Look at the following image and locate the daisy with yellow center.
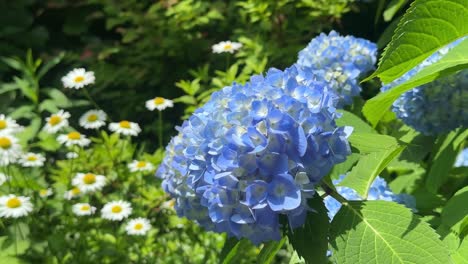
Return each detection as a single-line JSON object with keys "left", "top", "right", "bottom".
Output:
{"left": 61, "top": 68, "right": 95, "bottom": 89}
{"left": 79, "top": 110, "right": 107, "bottom": 129}
{"left": 39, "top": 188, "right": 53, "bottom": 198}
{"left": 212, "top": 41, "right": 243, "bottom": 54}
{"left": 72, "top": 172, "right": 106, "bottom": 193}
{"left": 72, "top": 203, "right": 96, "bottom": 216}
{"left": 43, "top": 110, "right": 71, "bottom": 134}
{"left": 0, "top": 194, "right": 33, "bottom": 218}
{"left": 64, "top": 187, "right": 81, "bottom": 200}
{"left": 128, "top": 160, "right": 155, "bottom": 173}
{"left": 108, "top": 120, "right": 141, "bottom": 136}
{"left": 145, "top": 97, "right": 174, "bottom": 111}
{"left": 19, "top": 152, "right": 46, "bottom": 167}
{"left": 125, "top": 218, "right": 152, "bottom": 235}
{"left": 0, "top": 114, "right": 23, "bottom": 135}
{"left": 101, "top": 200, "right": 132, "bottom": 221}
{"left": 57, "top": 131, "right": 91, "bottom": 147}
{"left": 0, "top": 134, "right": 22, "bottom": 166}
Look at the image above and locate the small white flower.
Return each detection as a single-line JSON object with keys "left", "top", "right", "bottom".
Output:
{"left": 101, "top": 200, "right": 132, "bottom": 221}
{"left": 160, "top": 199, "right": 176, "bottom": 211}
{"left": 0, "top": 134, "right": 22, "bottom": 166}
{"left": 212, "top": 41, "right": 242, "bottom": 54}
{"left": 72, "top": 173, "right": 106, "bottom": 193}
{"left": 0, "top": 114, "right": 23, "bottom": 135}
{"left": 0, "top": 173, "right": 10, "bottom": 186}
{"left": 0, "top": 194, "right": 33, "bottom": 218}
{"left": 128, "top": 160, "right": 155, "bottom": 173}
{"left": 61, "top": 68, "right": 95, "bottom": 89}
{"left": 72, "top": 203, "right": 96, "bottom": 216}
{"left": 19, "top": 152, "right": 46, "bottom": 167}
{"left": 66, "top": 152, "right": 79, "bottom": 159}
{"left": 145, "top": 97, "right": 174, "bottom": 111}
{"left": 64, "top": 187, "right": 81, "bottom": 200}
{"left": 44, "top": 110, "right": 71, "bottom": 134}
{"left": 57, "top": 131, "right": 91, "bottom": 147}
{"left": 125, "top": 218, "right": 151, "bottom": 235}
{"left": 79, "top": 110, "right": 107, "bottom": 129}
{"left": 39, "top": 188, "right": 53, "bottom": 198}
{"left": 109, "top": 120, "right": 141, "bottom": 137}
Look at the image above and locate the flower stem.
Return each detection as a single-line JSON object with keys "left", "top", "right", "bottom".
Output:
{"left": 158, "top": 111, "right": 163, "bottom": 149}
{"left": 320, "top": 181, "right": 348, "bottom": 205}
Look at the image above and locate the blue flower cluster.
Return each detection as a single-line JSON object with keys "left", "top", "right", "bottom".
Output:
{"left": 297, "top": 31, "right": 377, "bottom": 107}
{"left": 324, "top": 175, "right": 416, "bottom": 220}
{"left": 157, "top": 65, "right": 352, "bottom": 244}
{"left": 381, "top": 38, "right": 468, "bottom": 135}
{"left": 455, "top": 148, "right": 468, "bottom": 167}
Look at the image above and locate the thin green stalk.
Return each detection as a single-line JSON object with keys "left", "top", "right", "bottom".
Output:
{"left": 158, "top": 111, "right": 163, "bottom": 149}
{"left": 82, "top": 87, "right": 101, "bottom": 112}
{"left": 14, "top": 221, "right": 18, "bottom": 256}
{"left": 320, "top": 181, "right": 349, "bottom": 205}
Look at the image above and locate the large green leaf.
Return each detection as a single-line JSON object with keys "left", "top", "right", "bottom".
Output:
{"left": 330, "top": 201, "right": 451, "bottom": 263}
{"left": 383, "top": 0, "right": 409, "bottom": 22}
{"left": 426, "top": 129, "right": 468, "bottom": 193}
{"left": 363, "top": 38, "right": 468, "bottom": 127}
{"left": 440, "top": 186, "right": 468, "bottom": 238}
{"left": 288, "top": 195, "right": 329, "bottom": 264}
{"left": 336, "top": 110, "right": 376, "bottom": 134}
{"left": 369, "top": 0, "right": 468, "bottom": 83}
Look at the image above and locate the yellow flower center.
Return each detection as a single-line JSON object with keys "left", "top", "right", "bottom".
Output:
{"left": 71, "top": 187, "right": 81, "bottom": 195}
{"left": 119, "top": 121, "right": 131, "bottom": 129}
{"left": 83, "top": 173, "right": 96, "bottom": 184}
{"left": 81, "top": 205, "right": 90, "bottom": 211}
{"left": 0, "top": 120, "right": 7, "bottom": 129}
{"left": 136, "top": 161, "right": 147, "bottom": 168}
{"left": 87, "top": 114, "right": 98, "bottom": 122}
{"left": 39, "top": 189, "right": 48, "bottom": 196}
{"left": 6, "top": 197, "right": 21, "bottom": 208}
{"left": 74, "top": 76, "right": 85, "bottom": 83}
{"left": 134, "top": 223, "right": 144, "bottom": 230}
{"left": 49, "top": 115, "right": 62, "bottom": 126}
{"left": 223, "top": 44, "right": 232, "bottom": 50}
{"left": 0, "top": 137, "right": 12, "bottom": 149}
{"left": 111, "top": 205, "right": 122, "bottom": 213}
{"left": 27, "top": 155, "right": 38, "bottom": 161}
{"left": 67, "top": 132, "right": 81, "bottom": 140}
{"left": 153, "top": 97, "right": 165, "bottom": 105}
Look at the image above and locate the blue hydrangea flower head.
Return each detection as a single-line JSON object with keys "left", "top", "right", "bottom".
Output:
{"left": 381, "top": 38, "right": 468, "bottom": 135}
{"left": 455, "top": 148, "right": 468, "bottom": 167}
{"left": 157, "top": 65, "right": 352, "bottom": 244}
{"left": 324, "top": 175, "right": 416, "bottom": 220}
{"left": 297, "top": 31, "right": 377, "bottom": 106}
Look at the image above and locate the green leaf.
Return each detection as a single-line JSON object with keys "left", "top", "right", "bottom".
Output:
{"left": 336, "top": 110, "right": 376, "bottom": 134}
{"left": 426, "top": 129, "right": 468, "bottom": 193}
{"left": 330, "top": 201, "right": 451, "bottom": 263}
{"left": 440, "top": 186, "right": 468, "bottom": 238}
{"left": 47, "top": 89, "right": 71, "bottom": 107}
{"left": 383, "top": 0, "right": 409, "bottom": 22}
{"left": 329, "top": 153, "right": 360, "bottom": 180}
{"left": 368, "top": 0, "right": 468, "bottom": 83}
{"left": 451, "top": 237, "right": 468, "bottom": 264}
{"left": 257, "top": 236, "right": 286, "bottom": 264}
{"left": 173, "top": 95, "right": 197, "bottom": 105}
{"left": 363, "top": 38, "right": 468, "bottom": 127}
{"left": 349, "top": 133, "right": 401, "bottom": 154}
{"left": 221, "top": 238, "right": 252, "bottom": 264}
{"left": 288, "top": 195, "right": 329, "bottom": 264}
{"left": 37, "top": 52, "right": 64, "bottom": 80}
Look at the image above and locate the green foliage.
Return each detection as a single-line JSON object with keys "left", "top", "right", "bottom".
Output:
{"left": 330, "top": 201, "right": 451, "bottom": 264}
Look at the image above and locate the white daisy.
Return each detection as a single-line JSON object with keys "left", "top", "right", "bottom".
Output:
{"left": 101, "top": 200, "right": 132, "bottom": 221}
{"left": 0, "top": 134, "right": 22, "bottom": 166}
{"left": 108, "top": 120, "right": 141, "bottom": 137}
{"left": 0, "top": 173, "right": 10, "bottom": 186}
{"left": 128, "top": 160, "right": 155, "bottom": 173}
{"left": 72, "top": 173, "right": 106, "bottom": 193}
{"left": 39, "top": 188, "right": 53, "bottom": 198}
{"left": 145, "top": 97, "right": 174, "bottom": 111}
{"left": 44, "top": 110, "right": 71, "bottom": 134}
{"left": 61, "top": 68, "right": 95, "bottom": 89}
{"left": 72, "top": 203, "right": 96, "bottom": 216}
{"left": 19, "top": 152, "right": 46, "bottom": 167}
{"left": 0, "top": 194, "right": 33, "bottom": 218}
{"left": 0, "top": 114, "right": 23, "bottom": 135}
{"left": 64, "top": 187, "right": 81, "bottom": 200}
{"left": 79, "top": 110, "right": 107, "bottom": 129}
{"left": 125, "top": 218, "right": 151, "bottom": 235}
{"left": 160, "top": 199, "right": 176, "bottom": 211}
{"left": 57, "top": 131, "right": 91, "bottom": 147}
{"left": 212, "top": 41, "right": 243, "bottom": 54}
{"left": 66, "top": 152, "right": 79, "bottom": 159}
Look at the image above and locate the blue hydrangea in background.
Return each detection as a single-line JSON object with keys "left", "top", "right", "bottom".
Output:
{"left": 381, "top": 38, "right": 468, "bottom": 135}
{"left": 157, "top": 65, "right": 352, "bottom": 244}
{"left": 297, "top": 31, "right": 377, "bottom": 107}
{"left": 324, "top": 175, "right": 416, "bottom": 220}
{"left": 455, "top": 148, "right": 468, "bottom": 167}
